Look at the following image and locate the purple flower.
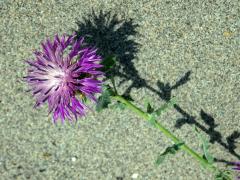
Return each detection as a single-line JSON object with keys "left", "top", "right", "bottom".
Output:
{"left": 24, "top": 33, "right": 104, "bottom": 123}
{"left": 233, "top": 162, "right": 240, "bottom": 171}
{"left": 232, "top": 162, "right": 240, "bottom": 179}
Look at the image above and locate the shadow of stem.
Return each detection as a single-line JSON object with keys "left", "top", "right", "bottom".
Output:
{"left": 73, "top": 9, "right": 240, "bottom": 163}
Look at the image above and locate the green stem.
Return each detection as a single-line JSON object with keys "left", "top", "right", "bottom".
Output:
{"left": 110, "top": 76, "right": 118, "bottom": 94}
{"left": 112, "top": 95, "right": 218, "bottom": 172}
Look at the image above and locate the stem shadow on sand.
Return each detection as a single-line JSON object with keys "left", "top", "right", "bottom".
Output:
{"left": 73, "top": 9, "right": 240, "bottom": 163}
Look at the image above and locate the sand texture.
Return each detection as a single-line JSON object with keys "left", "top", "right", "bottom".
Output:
{"left": 0, "top": 0, "right": 239, "bottom": 179}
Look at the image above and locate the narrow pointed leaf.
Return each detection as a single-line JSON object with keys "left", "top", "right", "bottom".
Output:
{"left": 147, "top": 103, "right": 154, "bottom": 113}
{"left": 101, "top": 55, "right": 116, "bottom": 72}
{"left": 96, "top": 85, "right": 114, "bottom": 112}
{"left": 155, "top": 142, "right": 184, "bottom": 166}
{"left": 194, "top": 127, "right": 214, "bottom": 164}
{"left": 155, "top": 154, "right": 167, "bottom": 165}
{"left": 111, "top": 101, "right": 126, "bottom": 110}
{"left": 155, "top": 98, "right": 176, "bottom": 116}
{"left": 215, "top": 170, "right": 233, "bottom": 180}
{"left": 148, "top": 114, "right": 157, "bottom": 128}
{"left": 144, "top": 99, "right": 154, "bottom": 113}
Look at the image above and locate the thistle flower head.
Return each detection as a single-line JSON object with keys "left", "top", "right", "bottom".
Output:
{"left": 24, "top": 33, "right": 104, "bottom": 123}
{"left": 233, "top": 162, "right": 240, "bottom": 171}
{"left": 231, "top": 162, "right": 240, "bottom": 179}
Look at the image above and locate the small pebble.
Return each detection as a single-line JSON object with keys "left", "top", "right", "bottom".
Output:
{"left": 131, "top": 173, "right": 138, "bottom": 179}
{"left": 71, "top": 156, "right": 77, "bottom": 162}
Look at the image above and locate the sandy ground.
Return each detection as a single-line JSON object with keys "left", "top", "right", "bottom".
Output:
{"left": 0, "top": 0, "right": 239, "bottom": 179}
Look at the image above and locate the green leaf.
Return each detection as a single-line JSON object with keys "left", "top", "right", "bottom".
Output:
{"left": 111, "top": 101, "right": 126, "bottom": 110}
{"left": 194, "top": 127, "right": 214, "bottom": 164}
{"left": 96, "top": 85, "right": 114, "bottom": 112}
{"left": 101, "top": 55, "right": 116, "bottom": 72}
{"left": 155, "top": 154, "right": 166, "bottom": 165}
{"left": 144, "top": 99, "right": 154, "bottom": 113}
{"left": 155, "top": 142, "right": 184, "bottom": 166}
{"left": 155, "top": 98, "right": 176, "bottom": 116}
{"left": 215, "top": 170, "right": 233, "bottom": 180}
{"left": 147, "top": 103, "right": 154, "bottom": 113}
{"left": 148, "top": 114, "right": 157, "bottom": 128}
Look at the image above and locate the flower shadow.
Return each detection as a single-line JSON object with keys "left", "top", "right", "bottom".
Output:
{"left": 74, "top": 9, "right": 141, "bottom": 91}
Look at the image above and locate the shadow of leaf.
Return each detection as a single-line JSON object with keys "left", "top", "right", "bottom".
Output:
{"left": 200, "top": 110, "right": 222, "bottom": 143}
{"left": 73, "top": 9, "right": 240, "bottom": 162}
{"left": 226, "top": 131, "right": 240, "bottom": 153}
